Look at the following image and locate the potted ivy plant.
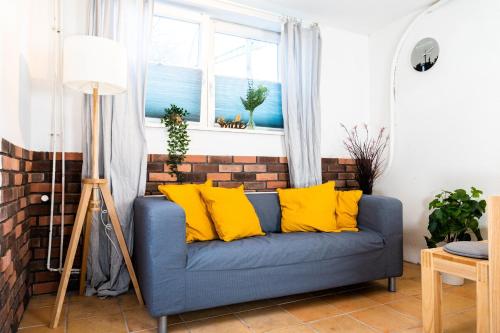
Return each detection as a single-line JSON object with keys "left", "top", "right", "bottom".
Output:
{"left": 425, "top": 187, "right": 486, "bottom": 285}
{"left": 161, "top": 104, "right": 190, "bottom": 182}
{"left": 240, "top": 80, "right": 268, "bottom": 130}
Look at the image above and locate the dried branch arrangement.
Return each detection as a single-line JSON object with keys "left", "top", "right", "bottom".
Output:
{"left": 341, "top": 123, "right": 389, "bottom": 194}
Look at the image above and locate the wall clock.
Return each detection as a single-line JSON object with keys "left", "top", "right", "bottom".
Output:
{"left": 411, "top": 38, "right": 439, "bottom": 72}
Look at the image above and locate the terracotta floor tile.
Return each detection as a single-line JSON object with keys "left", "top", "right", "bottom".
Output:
{"left": 186, "top": 314, "right": 251, "bottom": 333}
{"left": 444, "top": 282, "right": 476, "bottom": 300}
{"left": 442, "top": 293, "right": 475, "bottom": 315}
{"left": 67, "top": 312, "right": 127, "bottom": 333}
{"left": 19, "top": 305, "right": 65, "bottom": 328}
{"left": 18, "top": 325, "right": 64, "bottom": 333}
{"left": 351, "top": 305, "right": 420, "bottom": 332}
{"left": 117, "top": 292, "right": 143, "bottom": 310}
{"left": 267, "top": 324, "right": 317, "bottom": 332}
{"left": 386, "top": 296, "right": 423, "bottom": 321}
{"left": 124, "top": 307, "right": 157, "bottom": 332}
{"left": 322, "top": 291, "right": 380, "bottom": 313}
{"left": 238, "top": 306, "right": 300, "bottom": 333}
{"left": 311, "top": 314, "right": 376, "bottom": 333}
{"left": 139, "top": 323, "right": 190, "bottom": 332}
{"left": 180, "top": 305, "right": 232, "bottom": 322}
{"left": 281, "top": 298, "right": 342, "bottom": 322}
{"left": 68, "top": 296, "right": 121, "bottom": 320}
{"left": 26, "top": 294, "right": 65, "bottom": 309}
{"left": 444, "top": 310, "right": 476, "bottom": 333}
{"left": 360, "top": 285, "right": 409, "bottom": 304}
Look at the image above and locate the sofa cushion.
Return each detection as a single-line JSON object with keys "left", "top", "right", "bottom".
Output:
{"left": 186, "top": 230, "right": 385, "bottom": 271}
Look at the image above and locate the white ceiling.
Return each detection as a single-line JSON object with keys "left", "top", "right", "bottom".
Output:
{"left": 230, "top": 0, "right": 436, "bottom": 34}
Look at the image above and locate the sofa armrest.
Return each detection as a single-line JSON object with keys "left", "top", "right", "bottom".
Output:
{"left": 134, "top": 196, "right": 187, "bottom": 270}
{"left": 357, "top": 195, "right": 403, "bottom": 237}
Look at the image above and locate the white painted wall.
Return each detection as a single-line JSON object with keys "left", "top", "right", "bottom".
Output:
{"left": 370, "top": 0, "right": 500, "bottom": 263}
{"left": 6, "top": 0, "right": 370, "bottom": 157}
{"left": 0, "top": 0, "right": 32, "bottom": 148}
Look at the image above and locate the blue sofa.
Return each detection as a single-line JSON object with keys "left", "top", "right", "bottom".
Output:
{"left": 134, "top": 193, "right": 403, "bottom": 333}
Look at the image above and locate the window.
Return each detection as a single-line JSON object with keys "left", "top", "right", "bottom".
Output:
{"left": 213, "top": 22, "right": 283, "bottom": 129}
{"left": 145, "top": 4, "right": 283, "bottom": 131}
{"left": 146, "top": 14, "right": 203, "bottom": 122}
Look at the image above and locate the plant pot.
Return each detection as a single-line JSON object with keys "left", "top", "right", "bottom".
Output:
{"left": 441, "top": 272, "right": 464, "bottom": 286}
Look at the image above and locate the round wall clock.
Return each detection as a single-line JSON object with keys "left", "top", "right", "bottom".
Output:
{"left": 411, "top": 38, "right": 439, "bottom": 72}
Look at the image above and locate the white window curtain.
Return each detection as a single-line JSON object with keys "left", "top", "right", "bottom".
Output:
{"left": 82, "top": 0, "right": 152, "bottom": 296}
{"left": 280, "top": 19, "right": 322, "bottom": 188}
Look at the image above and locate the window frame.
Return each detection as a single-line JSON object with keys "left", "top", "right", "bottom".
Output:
{"left": 146, "top": 3, "right": 283, "bottom": 133}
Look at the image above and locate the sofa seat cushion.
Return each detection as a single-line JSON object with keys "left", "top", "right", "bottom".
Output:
{"left": 186, "top": 230, "right": 384, "bottom": 271}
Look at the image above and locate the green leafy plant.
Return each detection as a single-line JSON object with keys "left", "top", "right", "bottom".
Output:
{"left": 161, "top": 104, "right": 190, "bottom": 182}
{"left": 240, "top": 80, "right": 268, "bottom": 129}
{"left": 425, "top": 187, "right": 485, "bottom": 248}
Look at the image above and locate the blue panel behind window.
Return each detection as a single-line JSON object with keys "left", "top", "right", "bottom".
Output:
{"left": 215, "top": 76, "right": 283, "bottom": 129}
{"left": 145, "top": 63, "right": 201, "bottom": 122}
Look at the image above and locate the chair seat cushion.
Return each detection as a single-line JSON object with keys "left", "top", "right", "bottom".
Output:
{"left": 186, "top": 230, "right": 385, "bottom": 271}
{"left": 443, "top": 241, "right": 488, "bottom": 259}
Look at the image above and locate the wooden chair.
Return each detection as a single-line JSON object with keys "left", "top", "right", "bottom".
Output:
{"left": 421, "top": 196, "right": 500, "bottom": 333}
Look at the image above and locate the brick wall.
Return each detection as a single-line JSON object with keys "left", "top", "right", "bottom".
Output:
{"left": 146, "top": 155, "right": 358, "bottom": 194}
{"left": 0, "top": 140, "right": 32, "bottom": 333}
{"left": 0, "top": 137, "right": 358, "bottom": 332}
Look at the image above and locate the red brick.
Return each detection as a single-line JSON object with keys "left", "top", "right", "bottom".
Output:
{"left": 279, "top": 157, "right": 288, "bottom": 163}
{"left": 278, "top": 173, "right": 289, "bottom": 181}
{"left": 1, "top": 218, "right": 14, "bottom": 235}
{"left": 217, "top": 182, "right": 242, "bottom": 188}
{"left": 184, "top": 155, "right": 207, "bottom": 163}
{"left": 30, "top": 183, "right": 61, "bottom": 193}
{"left": 149, "top": 173, "right": 177, "bottom": 182}
{"left": 32, "top": 281, "right": 59, "bottom": 295}
{"left": 207, "top": 173, "right": 231, "bottom": 181}
{"left": 233, "top": 156, "right": 257, "bottom": 163}
{"left": 208, "top": 156, "right": 232, "bottom": 164}
{"left": 0, "top": 250, "right": 11, "bottom": 272}
{"left": 339, "top": 158, "right": 356, "bottom": 165}
{"left": 192, "top": 164, "right": 218, "bottom": 173}
{"left": 244, "top": 182, "right": 266, "bottom": 190}
{"left": 256, "top": 173, "right": 278, "bottom": 181}
{"left": 267, "top": 181, "right": 288, "bottom": 189}
{"left": 243, "top": 164, "right": 266, "bottom": 172}
{"left": 219, "top": 164, "right": 242, "bottom": 172}
{"left": 177, "top": 164, "right": 192, "bottom": 172}
{"left": 1, "top": 156, "right": 20, "bottom": 171}
{"left": 338, "top": 173, "right": 356, "bottom": 180}
{"left": 267, "top": 164, "right": 288, "bottom": 172}
{"left": 25, "top": 161, "right": 32, "bottom": 172}
{"left": 257, "top": 156, "right": 279, "bottom": 163}
{"left": 15, "top": 224, "right": 23, "bottom": 238}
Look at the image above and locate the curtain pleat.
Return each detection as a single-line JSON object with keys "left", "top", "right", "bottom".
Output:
{"left": 280, "top": 19, "right": 322, "bottom": 188}
{"left": 82, "top": 0, "right": 152, "bottom": 296}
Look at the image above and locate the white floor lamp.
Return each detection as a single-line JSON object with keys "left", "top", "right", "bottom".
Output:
{"left": 50, "top": 35, "right": 143, "bottom": 328}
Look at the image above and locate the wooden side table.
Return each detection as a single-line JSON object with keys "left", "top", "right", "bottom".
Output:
{"left": 421, "top": 246, "right": 489, "bottom": 333}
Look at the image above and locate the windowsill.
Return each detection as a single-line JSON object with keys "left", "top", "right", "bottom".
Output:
{"left": 145, "top": 118, "right": 285, "bottom": 136}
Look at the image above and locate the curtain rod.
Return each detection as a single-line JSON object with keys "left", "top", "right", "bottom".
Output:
{"left": 164, "top": 0, "right": 318, "bottom": 27}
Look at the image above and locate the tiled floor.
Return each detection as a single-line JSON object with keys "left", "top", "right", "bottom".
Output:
{"left": 20, "top": 262, "right": 477, "bottom": 333}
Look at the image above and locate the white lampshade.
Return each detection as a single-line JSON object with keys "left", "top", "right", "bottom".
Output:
{"left": 63, "top": 35, "right": 127, "bottom": 95}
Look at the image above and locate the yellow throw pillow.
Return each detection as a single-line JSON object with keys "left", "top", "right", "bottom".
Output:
{"left": 277, "top": 181, "right": 338, "bottom": 233}
{"left": 158, "top": 180, "right": 218, "bottom": 243}
{"left": 199, "top": 186, "right": 265, "bottom": 242}
{"left": 335, "top": 190, "right": 363, "bottom": 231}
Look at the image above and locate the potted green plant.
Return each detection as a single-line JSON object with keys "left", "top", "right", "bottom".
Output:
{"left": 161, "top": 104, "right": 190, "bottom": 182}
{"left": 240, "top": 80, "right": 268, "bottom": 130}
{"left": 425, "top": 187, "right": 486, "bottom": 285}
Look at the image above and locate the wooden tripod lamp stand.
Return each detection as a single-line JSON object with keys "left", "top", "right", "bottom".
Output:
{"left": 50, "top": 35, "right": 143, "bottom": 328}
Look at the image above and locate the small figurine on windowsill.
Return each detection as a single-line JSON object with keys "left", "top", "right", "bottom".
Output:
{"left": 216, "top": 114, "right": 247, "bottom": 129}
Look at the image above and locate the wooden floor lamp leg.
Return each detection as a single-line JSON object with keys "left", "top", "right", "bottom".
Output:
{"left": 421, "top": 250, "right": 442, "bottom": 333}
{"left": 50, "top": 183, "right": 93, "bottom": 328}
{"left": 99, "top": 183, "right": 144, "bottom": 306}
{"left": 476, "top": 261, "right": 489, "bottom": 333}
{"left": 79, "top": 210, "right": 93, "bottom": 295}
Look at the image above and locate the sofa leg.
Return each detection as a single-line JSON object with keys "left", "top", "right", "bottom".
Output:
{"left": 158, "top": 316, "right": 167, "bottom": 333}
{"left": 388, "top": 277, "right": 397, "bottom": 292}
